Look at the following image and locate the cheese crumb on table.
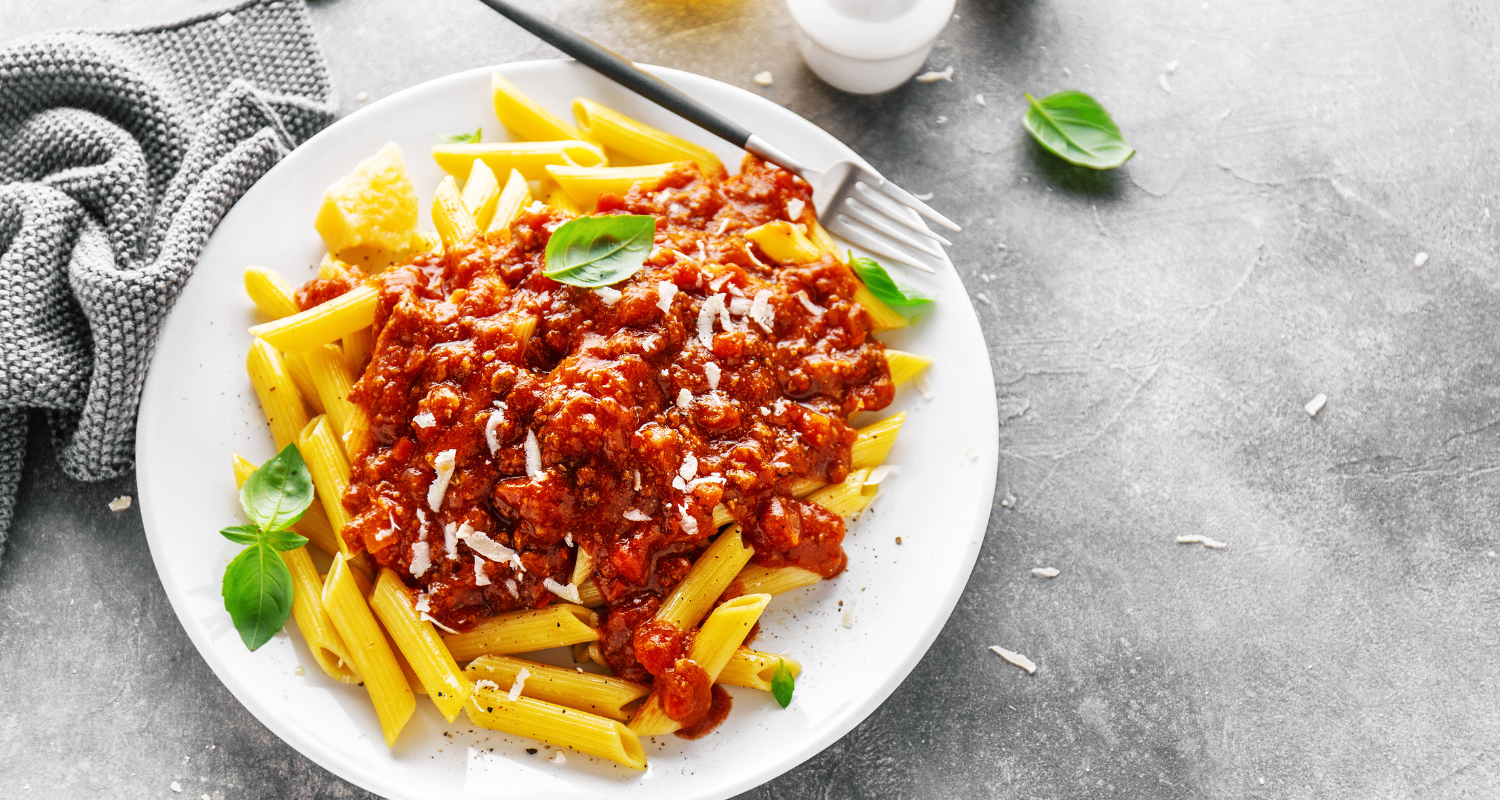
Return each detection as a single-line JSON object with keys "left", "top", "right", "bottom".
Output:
{"left": 1158, "top": 74, "right": 1173, "bottom": 93}
{"left": 1201, "top": 537, "right": 1228, "bottom": 549}
{"left": 753, "top": 71, "right": 773, "bottom": 87}
{"left": 974, "top": 94, "right": 986, "bottom": 107}
{"left": 108, "top": 496, "right": 132, "bottom": 512}
{"left": 989, "top": 645, "right": 1037, "bottom": 674}
{"left": 915, "top": 66, "right": 955, "bottom": 83}
{"left": 1304, "top": 393, "right": 1327, "bottom": 417}
{"left": 842, "top": 610, "right": 853, "bottom": 628}
{"left": 356, "top": 91, "right": 368, "bottom": 103}
{"left": 1166, "top": 59, "right": 1180, "bottom": 74}
{"left": 1031, "top": 567, "right": 1060, "bottom": 578}
{"left": 551, "top": 750, "right": 567, "bottom": 764}
{"left": 1176, "top": 535, "right": 1204, "bottom": 544}
{"left": 1414, "top": 252, "right": 1429, "bottom": 268}
{"left": 170, "top": 782, "right": 182, "bottom": 794}
{"left": 913, "top": 191, "right": 935, "bottom": 202}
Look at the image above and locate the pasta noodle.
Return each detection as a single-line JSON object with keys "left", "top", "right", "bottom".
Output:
{"left": 629, "top": 594, "right": 771, "bottom": 735}
{"left": 431, "top": 141, "right": 607, "bottom": 182}
{"left": 369, "top": 568, "right": 471, "bottom": 722}
{"left": 545, "top": 163, "right": 674, "bottom": 208}
{"left": 248, "top": 282, "right": 379, "bottom": 354}
{"left": 653, "top": 526, "right": 754, "bottom": 632}
{"left": 491, "top": 73, "right": 596, "bottom": 145}
{"left": 883, "top": 350, "right": 931, "bottom": 387}
{"left": 460, "top": 158, "right": 502, "bottom": 229}
{"left": 433, "top": 175, "right": 479, "bottom": 252}
{"left": 466, "top": 687, "right": 646, "bottom": 770}
{"left": 571, "top": 98, "right": 725, "bottom": 176}
{"left": 718, "top": 648, "right": 802, "bottom": 692}
{"left": 465, "top": 655, "right": 649, "bottom": 721}
{"left": 245, "top": 339, "right": 308, "bottom": 451}
{"left": 485, "top": 168, "right": 531, "bottom": 242}
{"left": 442, "top": 604, "right": 600, "bottom": 662}
{"left": 322, "top": 553, "right": 415, "bottom": 746}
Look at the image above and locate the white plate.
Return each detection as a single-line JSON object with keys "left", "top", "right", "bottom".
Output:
{"left": 136, "top": 60, "right": 998, "bottom": 800}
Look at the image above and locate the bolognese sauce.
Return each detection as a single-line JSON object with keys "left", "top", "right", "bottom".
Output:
{"left": 321, "top": 157, "right": 893, "bottom": 734}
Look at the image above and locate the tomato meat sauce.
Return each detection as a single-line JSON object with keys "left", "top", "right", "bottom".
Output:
{"left": 317, "top": 157, "right": 893, "bottom": 734}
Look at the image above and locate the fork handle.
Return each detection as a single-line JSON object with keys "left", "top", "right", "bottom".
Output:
{"left": 477, "top": 0, "right": 797, "bottom": 168}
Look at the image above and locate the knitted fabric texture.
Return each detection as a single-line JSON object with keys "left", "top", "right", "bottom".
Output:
{"left": 0, "top": 0, "right": 337, "bottom": 561}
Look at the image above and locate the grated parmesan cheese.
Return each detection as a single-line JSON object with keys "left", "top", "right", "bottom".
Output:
{"left": 1201, "top": 537, "right": 1227, "bottom": 549}
{"left": 915, "top": 66, "right": 954, "bottom": 83}
{"left": 974, "top": 94, "right": 986, "bottom": 107}
{"left": 421, "top": 611, "right": 461, "bottom": 634}
{"left": 474, "top": 679, "right": 499, "bottom": 692}
{"left": 705, "top": 361, "right": 721, "bottom": 391}
{"left": 753, "top": 71, "right": 773, "bottom": 86}
{"left": 565, "top": 532, "right": 573, "bottom": 548}
{"left": 462, "top": 526, "right": 520, "bottom": 566}
{"left": 1414, "top": 252, "right": 1429, "bottom": 268}
{"left": 976, "top": 293, "right": 992, "bottom": 305}
{"left": 914, "top": 192, "right": 935, "bottom": 202}
{"left": 914, "top": 373, "right": 936, "bottom": 400}
{"left": 1304, "top": 393, "right": 1327, "bottom": 417}
{"left": 749, "top": 289, "right": 775, "bottom": 332}
{"left": 786, "top": 198, "right": 805, "bottom": 221}
{"left": 594, "top": 286, "right": 622, "bottom": 305}
{"left": 551, "top": 750, "right": 567, "bottom": 764}
{"left": 796, "top": 291, "right": 825, "bottom": 315}
{"left": 444, "top": 522, "right": 459, "bottom": 559}
{"left": 715, "top": 219, "right": 731, "bottom": 236}
{"left": 728, "top": 296, "right": 752, "bottom": 316}
{"left": 505, "top": 579, "right": 520, "bottom": 599}
{"left": 509, "top": 667, "right": 530, "bottom": 700}
{"left": 1166, "top": 59, "right": 1180, "bottom": 74}
{"left": 672, "top": 476, "right": 689, "bottom": 492}
{"left": 544, "top": 577, "right": 582, "bottom": 604}
{"left": 413, "top": 411, "right": 436, "bottom": 429}
{"left": 524, "top": 430, "right": 543, "bottom": 477}
{"left": 677, "top": 388, "right": 693, "bottom": 409}
{"left": 1031, "top": 567, "right": 1060, "bottom": 578}
{"left": 474, "top": 555, "right": 492, "bottom": 586}
{"left": 657, "top": 281, "right": 678, "bottom": 313}
{"left": 865, "top": 465, "right": 900, "bottom": 486}
{"left": 634, "top": 470, "right": 642, "bottom": 491}
{"left": 989, "top": 645, "right": 1037, "bottom": 674}
{"left": 414, "top": 593, "right": 431, "bottom": 613}
{"left": 709, "top": 273, "right": 732, "bottom": 291}
{"left": 428, "top": 449, "right": 457, "bottom": 511}
{"left": 697, "top": 294, "right": 727, "bottom": 347}
{"left": 842, "top": 610, "right": 853, "bottom": 628}
{"left": 170, "top": 781, "right": 182, "bottom": 794}
{"left": 485, "top": 404, "right": 506, "bottom": 454}
{"left": 680, "top": 453, "right": 698, "bottom": 481}
{"left": 680, "top": 503, "right": 699, "bottom": 537}
{"left": 410, "top": 541, "right": 431, "bottom": 578}
{"left": 1176, "top": 535, "right": 1204, "bottom": 544}
{"left": 1158, "top": 74, "right": 1172, "bottom": 93}
{"left": 624, "top": 508, "right": 651, "bottom": 522}
{"left": 108, "top": 496, "right": 132, "bottom": 512}
{"left": 743, "top": 242, "right": 766, "bottom": 268}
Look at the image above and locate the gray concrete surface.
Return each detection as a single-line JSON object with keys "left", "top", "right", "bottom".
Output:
{"left": 4, "top": 0, "right": 1500, "bottom": 797}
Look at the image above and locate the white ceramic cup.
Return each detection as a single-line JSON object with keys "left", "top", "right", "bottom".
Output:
{"left": 786, "top": 0, "right": 956, "bottom": 95}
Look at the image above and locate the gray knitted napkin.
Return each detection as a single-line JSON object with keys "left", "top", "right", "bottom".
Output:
{"left": 0, "top": 0, "right": 338, "bottom": 562}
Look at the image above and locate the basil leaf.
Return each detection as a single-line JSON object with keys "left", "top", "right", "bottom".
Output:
{"left": 220, "top": 524, "right": 262, "bottom": 546}
{"left": 262, "top": 528, "right": 311, "bottom": 553}
{"left": 771, "top": 658, "right": 795, "bottom": 708}
{"left": 543, "top": 215, "right": 656, "bottom": 288}
{"left": 439, "top": 127, "right": 481, "bottom": 144}
{"left": 850, "top": 255, "right": 934, "bottom": 317}
{"left": 1022, "top": 91, "right": 1134, "bottom": 170}
{"left": 222, "top": 542, "right": 294, "bottom": 651}
{"left": 240, "top": 443, "right": 314, "bottom": 533}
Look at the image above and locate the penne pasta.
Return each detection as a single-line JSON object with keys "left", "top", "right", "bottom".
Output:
{"left": 630, "top": 594, "right": 771, "bottom": 735}
{"left": 718, "top": 648, "right": 802, "bottom": 692}
{"left": 884, "top": 349, "right": 931, "bottom": 388}
{"left": 248, "top": 282, "right": 379, "bottom": 354}
{"left": 243, "top": 265, "right": 301, "bottom": 319}
{"left": 246, "top": 339, "right": 309, "bottom": 451}
{"left": 443, "top": 604, "right": 600, "bottom": 662}
{"left": 570, "top": 547, "right": 594, "bottom": 587}
{"left": 805, "top": 468, "right": 877, "bottom": 519}
{"left": 369, "top": 568, "right": 472, "bottom": 722}
{"left": 322, "top": 553, "right": 416, "bottom": 746}
{"left": 302, "top": 343, "right": 358, "bottom": 440}
{"left": 546, "top": 163, "right": 674, "bottom": 208}
{"left": 466, "top": 686, "right": 646, "bottom": 771}
{"left": 576, "top": 577, "right": 604, "bottom": 608}
{"left": 853, "top": 282, "right": 909, "bottom": 332}
{"left": 851, "top": 411, "right": 905, "bottom": 468}
{"left": 433, "top": 175, "right": 479, "bottom": 253}
{"left": 297, "top": 415, "right": 353, "bottom": 557}
{"left": 732, "top": 564, "right": 822, "bottom": 598}
{"left": 460, "top": 158, "right": 501, "bottom": 229}
{"left": 342, "top": 325, "right": 373, "bottom": 377}
{"left": 431, "top": 141, "right": 606, "bottom": 182}
{"left": 653, "top": 527, "right": 754, "bottom": 633}
{"left": 465, "top": 655, "right": 649, "bottom": 721}
{"left": 747, "top": 220, "right": 907, "bottom": 332}
{"left": 485, "top": 168, "right": 531, "bottom": 243}
{"left": 231, "top": 456, "right": 360, "bottom": 684}
{"left": 282, "top": 352, "right": 326, "bottom": 415}
{"left": 491, "top": 73, "right": 596, "bottom": 144}
{"left": 571, "top": 98, "right": 725, "bottom": 176}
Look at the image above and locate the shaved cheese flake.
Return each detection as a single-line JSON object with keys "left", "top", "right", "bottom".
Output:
{"left": 842, "top": 610, "right": 853, "bottom": 628}
{"left": 677, "top": 388, "right": 692, "bottom": 409}
{"left": 1304, "top": 393, "right": 1327, "bottom": 417}
{"left": 565, "top": 532, "right": 573, "bottom": 548}
{"left": 915, "top": 66, "right": 954, "bottom": 82}
{"left": 989, "top": 645, "right": 1037, "bottom": 674}
{"left": 786, "top": 198, "right": 805, "bottom": 221}
{"left": 624, "top": 508, "right": 652, "bottom": 522}
{"left": 743, "top": 242, "right": 766, "bottom": 269}
{"left": 414, "top": 593, "right": 431, "bottom": 613}
{"left": 709, "top": 273, "right": 732, "bottom": 291}
{"left": 443, "top": 522, "right": 459, "bottom": 559}
{"left": 594, "top": 286, "right": 622, "bottom": 305}
{"left": 544, "top": 577, "right": 582, "bottom": 604}
{"left": 428, "top": 449, "right": 456, "bottom": 511}
{"left": 505, "top": 578, "right": 520, "bottom": 599}
{"left": 421, "top": 611, "right": 461, "bottom": 634}
{"left": 1031, "top": 567, "right": 1060, "bottom": 578}
{"left": 728, "top": 296, "right": 752, "bottom": 316}
{"left": 705, "top": 361, "right": 721, "bottom": 391}
{"left": 715, "top": 219, "right": 731, "bottom": 236}
{"left": 634, "top": 470, "right": 642, "bottom": 491}
{"left": 485, "top": 405, "right": 506, "bottom": 454}
{"left": 474, "top": 679, "right": 499, "bottom": 692}
{"left": 749, "top": 289, "right": 775, "bottom": 332}
{"left": 796, "top": 291, "right": 825, "bottom": 315}
{"left": 680, "top": 453, "right": 698, "bottom": 481}
{"left": 508, "top": 667, "right": 530, "bottom": 701}
{"left": 914, "top": 373, "right": 936, "bottom": 400}
{"left": 865, "top": 465, "right": 900, "bottom": 486}
{"left": 109, "top": 496, "right": 132, "bottom": 512}
{"left": 657, "top": 281, "right": 678, "bottom": 313}
{"left": 410, "top": 541, "right": 431, "bottom": 578}
{"left": 551, "top": 750, "right": 567, "bottom": 764}
{"left": 413, "top": 411, "right": 436, "bottom": 429}
{"left": 524, "top": 430, "right": 543, "bottom": 477}
{"left": 1202, "top": 537, "right": 1228, "bottom": 549}
{"left": 672, "top": 475, "right": 689, "bottom": 492}
{"left": 463, "top": 527, "right": 520, "bottom": 564}
{"left": 680, "top": 503, "right": 699, "bottom": 537}
{"left": 697, "top": 295, "right": 721, "bottom": 347}
{"left": 474, "top": 555, "right": 491, "bottom": 586}
{"left": 1176, "top": 535, "right": 1205, "bottom": 544}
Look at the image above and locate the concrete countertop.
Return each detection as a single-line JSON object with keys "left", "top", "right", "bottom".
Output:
{"left": 4, "top": 0, "right": 1498, "bottom": 797}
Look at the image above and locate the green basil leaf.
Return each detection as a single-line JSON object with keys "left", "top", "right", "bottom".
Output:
{"left": 439, "top": 127, "right": 482, "bottom": 144}
{"left": 771, "top": 658, "right": 795, "bottom": 708}
{"left": 240, "top": 443, "right": 314, "bottom": 533}
{"left": 222, "top": 542, "right": 294, "bottom": 651}
{"left": 849, "top": 255, "right": 935, "bottom": 318}
{"left": 220, "top": 524, "right": 262, "bottom": 546}
{"left": 1022, "top": 90, "right": 1134, "bottom": 170}
{"left": 262, "top": 528, "right": 310, "bottom": 553}
{"left": 543, "top": 215, "right": 656, "bottom": 288}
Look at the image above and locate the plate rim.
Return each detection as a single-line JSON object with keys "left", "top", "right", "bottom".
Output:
{"left": 136, "top": 59, "right": 999, "bottom": 800}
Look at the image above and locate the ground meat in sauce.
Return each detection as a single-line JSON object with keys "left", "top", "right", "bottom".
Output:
{"left": 327, "top": 156, "right": 893, "bottom": 733}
